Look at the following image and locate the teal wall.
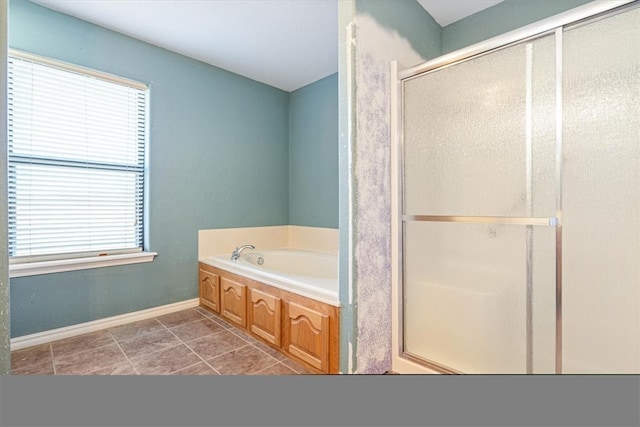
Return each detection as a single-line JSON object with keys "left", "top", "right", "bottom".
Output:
{"left": 8, "top": 0, "right": 290, "bottom": 338}
{"left": 289, "top": 73, "right": 338, "bottom": 228}
{"left": 442, "top": 0, "right": 594, "bottom": 53}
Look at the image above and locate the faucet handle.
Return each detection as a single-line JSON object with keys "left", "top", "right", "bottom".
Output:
{"left": 231, "top": 244, "right": 255, "bottom": 260}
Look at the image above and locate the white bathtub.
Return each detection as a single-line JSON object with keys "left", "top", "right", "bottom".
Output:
{"left": 200, "top": 249, "right": 339, "bottom": 306}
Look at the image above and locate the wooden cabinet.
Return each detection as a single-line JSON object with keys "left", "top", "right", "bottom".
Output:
{"left": 199, "top": 267, "right": 220, "bottom": 314}
{"left": 220, "top": 277, "right": 247, "bottom": 327}
{"left": 198, "top": 262, "right": 339, "bottom": 373}
{"left": 248, "top": 288, "right": 281, "bottom": 347}
{"left": 283, "top": 301, "right": 329, "bottom": 372}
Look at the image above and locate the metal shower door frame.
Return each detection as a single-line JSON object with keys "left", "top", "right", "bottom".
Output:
{"left": 393, "top": 0, "right": 638, "bottom": 375}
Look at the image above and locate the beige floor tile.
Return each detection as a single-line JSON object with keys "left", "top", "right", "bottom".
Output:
{"left": 202, "top": 313, "right": 233, "bottom": 329}
{"left": 253, "top": 341, "right": 288, "bottom": 361}
{"left": 130, "top": 344, "right": 202, "bottom": 375}
{"left": 228, "top": 328, "right": 259, "bottom": 345}
{"left": 155, "top": 309, "right": 205, "bottom": 328}
{"left": 253, "top": 362, "right": 298, "bottom": 375}
{"left": 54, "top": 343, "right": 128, "bottom": 375}
{"left": 208, "top": 345, "right": 279, "bottom": 375}
{"left": 109, "top": 318, "right": 165, "bottom": 342}
{"left": 171, "top": 362, "right": 219, "bottom": 375}
{"left": 281, "top": 357, "right": 316, "bottom": 374}
{"left": 51, "top": 330, "right": 115, "bottom": 359}
{"left": 11, "top": 343, "right": 52, "bottom": 371}
{"left": 89, "top": 361, "right": 138, "bottom": 375}
{"left": 12, "top": 360, "right": 55, "bottom": 375}
{"left": 193, "top": 307, "right": 215, "bottom": 317}
{"left": 118, "top": 329, "right": 181, "bottom": 360}
{"left": 169, "top": 318, "right": 224, "bottom": 342}
{"left": 186, "top": 330, "right": 247, "bottom": 360}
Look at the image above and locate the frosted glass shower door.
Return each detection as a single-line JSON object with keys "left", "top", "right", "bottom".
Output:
{"left": 562, "top": 8, "right": 640, "bottom": 373}
{"left": 402, "top": 34, "right": 558, "bottom": 374}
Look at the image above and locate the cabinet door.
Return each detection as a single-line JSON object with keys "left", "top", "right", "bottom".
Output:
{"left": 248, "top": 288, "right": 281, "bottom": 347}
{"left": 221, "top": 277, "right": 247, "bottom": 327}
{"left": 283, "top": 301, "right": 329, "bottom": 373}
{"left": 199, "top": 269, "right": 220, "bottom": 314}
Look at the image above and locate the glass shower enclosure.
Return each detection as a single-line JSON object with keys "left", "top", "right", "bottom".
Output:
{"left": 396, "top": 1, "right": 640, "bottom": 374}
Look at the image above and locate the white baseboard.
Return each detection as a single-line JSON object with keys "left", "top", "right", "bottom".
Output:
{"left": 10, "top": 298, "right": 200, "bottom": 351}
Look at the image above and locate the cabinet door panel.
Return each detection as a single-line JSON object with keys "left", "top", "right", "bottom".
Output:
{"left": 221, "top": 277, "right": 246, "bottom": 327}
{"left": 199, "top": 269, "right": 220, "bottom": 314}
{"left": 284, "top": 301, "right": 329, "bottom": 372}
{"left": 248, "top": 288, "right": 281, "bottom": 346}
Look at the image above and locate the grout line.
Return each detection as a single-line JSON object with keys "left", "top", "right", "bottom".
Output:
{"left": 204, "top": 344, "right": 251, "bottom": 364}
{"left": 172, "top": 328, "right": 230, "bottom": 375}
{"left": 170, "top": 360, "right": 209, "bottom": 375}
{"left": 85, "top": 359, "right": 133, "bottom": 375}
{"left": 53, "top": 334, "right": 136, "bottom": 376}
{"left": 228, "top": 329, "right": 257, "bottom": 344}
{"left": 249, "top": 339, "right": 310, "bottom": 374}
{"left": 49, "top": 343, "right": 57, "bottom": 375}
{"left": 124, "top": 342, "right": 185, "bottom": 363}
{"left": 95, "top": 319, "right": 166, "bottom": 346}
{"left": 197, "top": 310, "right": 233, "bottom": 329}
{"left": 163, "top": 327, "right": 212, "bottom": 374}
{"left": 110, "top": 331, "right": 141, "bottom": 375}
{"left": 155, "top": 313, "right": 208, "bottom": 330}
{"left": 281, "top": 358, "right": 311, "bottom": 374}
{"left": 199, "top": 311, "right": 307, "bottom": 374}
{"left": 204, "top": 360, "right": 222, "bottom": 375}
{"left": 111, "top": 325, "right": 179, "bottom": 356}
{"left": 252, "top": 342, "right": 285, "bottom": 363}
{"left": 164, "top": 325, "right": 183, "bottom": 341}
{"left": 117, "top": 323, "right": 218, "bottom": 375}
{"left": 49, "top": 331, "right": 113, "bottom": 357}
{"left": 166, "top": 323, "right": 229, "bottom": 348}
{"left": 209, "top": 317, "right": 233, "bottom": 329}
{"left": 51, "top": 339, "right": 116, "bottom": 364}
{"left": 251, "top": 360, "right": 282, "bottom": 375}
{"left": 180, "top": 332, "right": 225, "bottom": 375}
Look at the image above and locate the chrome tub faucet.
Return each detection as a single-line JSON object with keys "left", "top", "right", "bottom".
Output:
{"left": 231, "top": 244, "right": 255, "bottom": 260}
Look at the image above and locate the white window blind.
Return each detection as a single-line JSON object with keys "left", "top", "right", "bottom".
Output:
{"left": 8, "top": 52, "right": 148, "bottom": 263}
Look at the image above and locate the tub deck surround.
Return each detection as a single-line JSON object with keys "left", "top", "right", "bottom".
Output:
{"left": 198, "top": 225, "right": 339, "bottom": 259}
{"left": 198, "top": 256, "right": 340, "bottom": 374}
{"left": 201, "top": 249, "right": 338, "bottom": 306}
{"left": 197, "top": 225, "right": 340, "bottom": 374}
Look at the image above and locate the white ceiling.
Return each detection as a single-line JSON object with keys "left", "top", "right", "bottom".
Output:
{"left": 30, "top": 0, "right": 502, "bottom": 92}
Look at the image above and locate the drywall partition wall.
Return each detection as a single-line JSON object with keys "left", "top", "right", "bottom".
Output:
{"left": 338, "top": 0, "right": 356, "bottom": 374}
{"left": 289, "top": 73, "right": 339, "bottom": 229}
{"left": 342, "top": 0, "right": 441, "bottom": 374}
{"left": 442, "top": 0, "right": 593, "bottom": 53}
{"left": 8, "top": 0, "right": 289, "bottom": 338}
{"left": 355, "top": 0, "right": 441, "bottom": 59}
{"left": 0, "top": 0, "right": 10, "bottom": 375}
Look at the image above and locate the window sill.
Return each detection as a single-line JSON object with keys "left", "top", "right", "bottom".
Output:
{"left": 9, "top": 252, "right": 158, "bottom": 278}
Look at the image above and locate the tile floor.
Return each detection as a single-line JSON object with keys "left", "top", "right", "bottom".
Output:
{"left": 10, "top": 306, "right": 315, "bottom": 375}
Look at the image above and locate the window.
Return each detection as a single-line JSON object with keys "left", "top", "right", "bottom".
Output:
{"left": 8, "top": 51, "right": 155, "bottom": 276}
